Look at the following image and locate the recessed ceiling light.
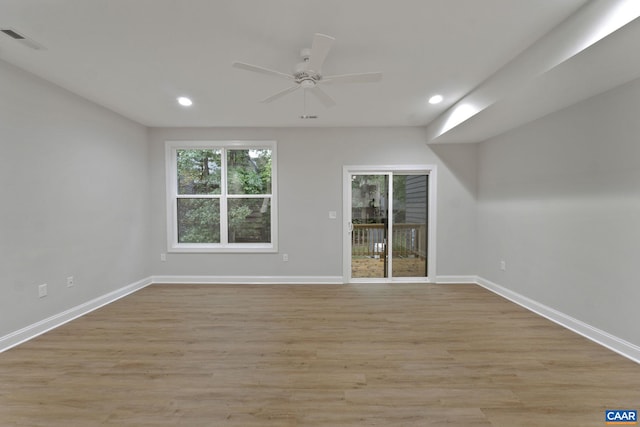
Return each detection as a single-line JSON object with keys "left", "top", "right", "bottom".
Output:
{"left": 428, "top": 94, "right": 443, "bottom": 105}
{"left": 177, "top": 96, "right": 193, "bottom": 107}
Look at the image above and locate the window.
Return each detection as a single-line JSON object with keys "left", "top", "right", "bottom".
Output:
{"left": 166, "top": 141, "right": 277, "bottom": 252}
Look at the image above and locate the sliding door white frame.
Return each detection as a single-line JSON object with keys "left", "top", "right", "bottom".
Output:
{"left": 342, "top": 165, "right": 437, "bottom": 283}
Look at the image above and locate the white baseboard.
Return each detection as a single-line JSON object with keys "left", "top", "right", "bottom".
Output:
{"left": 150, "top": 275, "right": 344, "bottom": 285}
{"left": 476, "top": 276, "right": 640, "bottom": 365}
{"left": 0, "top": 277, "right": 152, "bottom": 353}
{"left": 436, "top": 275, "right": 478, "bottom": 284}
{"left": 5, "top": 274, "right": 638, "bottom": 365}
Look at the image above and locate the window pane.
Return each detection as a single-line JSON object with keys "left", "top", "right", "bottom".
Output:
{"left": 227, "top": 149, "right": 272, "bottom": 195}
{"left": 391, "top": 174, "right": 427, "bottom": 278}
{"left": 177, "top": 198, "right": 220, "bottom": 243}
{"left": 228, "top": 198, "right": 271, "bottom": 243}
{"left": 177, "top": 149, "right": 221, "bottom": 195}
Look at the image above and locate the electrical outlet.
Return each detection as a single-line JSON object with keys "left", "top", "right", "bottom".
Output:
{"left": 500, "top": 260, "right": 507, "bottom": 271}
{"left": 160, "top": 253, "right": 167, "bottom": 262}
{"left": 283, "top": 253, "right": 289, "bottom": 262}
{"left": 38, "top": 283, "right": 48, "bottom": 298}
{"left": 67, "top": 276, "right": 74, "bottom": 287}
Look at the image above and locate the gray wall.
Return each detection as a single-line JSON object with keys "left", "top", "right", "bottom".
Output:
{"left": 477, "top": 76, "right": 640, "bottom": 345}
{"left": 0, "top": 60, "right": 150, "bottom": 337}
{"left": 2, "top": 52, "right": 639, "bottom": 352}
{"left": 148, "top": 127, "right": 478, "bottom": 279}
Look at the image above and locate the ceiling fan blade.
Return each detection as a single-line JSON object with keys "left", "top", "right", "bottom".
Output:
{"left": 232, "top": 62, "right": 294, "bottom": 81}
{"left": 322, "top": 72, "right": 383, "bottom": 84}
{"left": 307, "top": 33, "right": 335, "bottom": 72}
{"left": 308, "top": 86, "right": 336, "bottom": 108}
{"left": 260, "top": 85, "right": 300, "bottom": 103}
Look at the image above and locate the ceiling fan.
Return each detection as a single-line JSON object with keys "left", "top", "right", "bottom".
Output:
{"left": 232, "top": 33, "right": 382, "bottom": 108}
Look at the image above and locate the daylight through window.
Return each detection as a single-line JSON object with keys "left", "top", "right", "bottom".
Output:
{"left": 166, "top": 141, "right": 277, "bottom": 252}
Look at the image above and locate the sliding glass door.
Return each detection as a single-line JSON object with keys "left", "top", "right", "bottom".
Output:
{"left": 390, "top": 174, "right": 428, "bottom": 278}
{"left": 351, "top": 174, "right": 389, "bottom": 279}
{"left": 346, "top": 168, "right": 432, "bottom": 282}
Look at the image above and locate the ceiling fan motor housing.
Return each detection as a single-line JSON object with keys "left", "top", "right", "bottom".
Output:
{"left": 294, "top": 61, "right": 321, "bottom": 87}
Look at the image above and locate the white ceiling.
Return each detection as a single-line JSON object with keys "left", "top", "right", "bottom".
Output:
{"left": 429, "top": 13, "right": 640, "bottom": 143}
{"left": 3, "top": 0, "right": 636, "bottom": 141}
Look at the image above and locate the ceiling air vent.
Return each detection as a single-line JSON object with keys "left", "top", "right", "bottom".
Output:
{"left": 1, "top": 29, "right": 25, "bottom": 39}
{"left": 0, "top": 28, "right": 45, "bottom": 50}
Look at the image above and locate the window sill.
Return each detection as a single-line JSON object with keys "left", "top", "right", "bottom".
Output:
{"left": 168, "top": 243, "right": 277, "bottom": 254}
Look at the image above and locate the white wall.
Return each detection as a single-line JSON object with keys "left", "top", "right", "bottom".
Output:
{"left": 477, "top": 77, "right": 640, "bottom": 346}
{"left": 0, "top": 60, "right": 150, "bottom": 337}
{"left": 148, "top": 127, "right": 477, "bottom": 280}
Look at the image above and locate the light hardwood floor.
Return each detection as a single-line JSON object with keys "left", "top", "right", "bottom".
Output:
{"left": 0, "top": 283, "right": 638, "bottom": 426}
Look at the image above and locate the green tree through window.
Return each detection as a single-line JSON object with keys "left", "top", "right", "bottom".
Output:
{"left": 168, "top": 142, "right": 276, "bottom": 251}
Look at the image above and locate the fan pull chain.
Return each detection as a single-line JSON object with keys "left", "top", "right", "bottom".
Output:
{"left": 300, "top": 88, "right": 317, "bottom": 119}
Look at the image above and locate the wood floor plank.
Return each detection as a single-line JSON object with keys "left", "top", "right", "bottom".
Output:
{"left": 0, "top": 283, "right": 638, "bottom": 426}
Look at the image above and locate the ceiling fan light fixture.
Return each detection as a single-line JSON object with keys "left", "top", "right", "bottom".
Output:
{"left": 300, "top": 80, "right": 315, "bottom": 89}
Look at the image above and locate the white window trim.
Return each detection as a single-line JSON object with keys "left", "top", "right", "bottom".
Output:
{"left": 165, "top": 140, "right": 278, "bottom": 253}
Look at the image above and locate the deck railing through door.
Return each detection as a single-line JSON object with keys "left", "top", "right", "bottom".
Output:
{"left": 351, "top": 223, "right": 425, "bottom": 258}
